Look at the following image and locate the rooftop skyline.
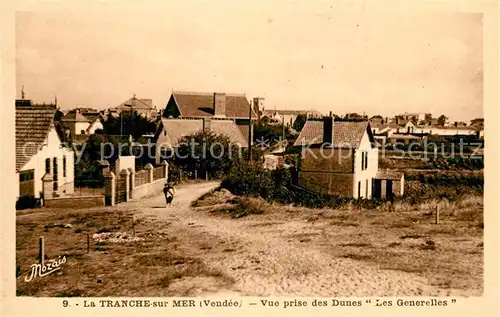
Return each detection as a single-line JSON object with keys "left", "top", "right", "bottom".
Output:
{"left": 16, "top": 3, "right": 483, "bottom": 122}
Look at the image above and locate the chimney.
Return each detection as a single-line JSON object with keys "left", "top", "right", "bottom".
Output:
{"left": 323, "top": 115, "right": 333, "bottom": 145}
{"left": 213, "top": 92, "right": 227, "bottom": 117}
{"left": 202, "top": 117, "right": 212, "bottom": 131}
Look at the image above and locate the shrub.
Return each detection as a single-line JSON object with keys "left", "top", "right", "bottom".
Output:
{"left": 16, "top": 195, "right": 40, "bottom": 210}
{"left": 221, "top": 158, "right": 483, "bottom": 210}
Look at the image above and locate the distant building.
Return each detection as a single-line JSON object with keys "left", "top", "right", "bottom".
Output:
{"left": 261, "top": 109, "right": 323, "bottom": 127}
{"left": 470, "top": 118, "right": 484, "bottom": 129}
{"left": 115, "top": 95, "right": 156, "bottom": 118}
{"left": 162, "top": 91, "right": 257, "bottom": 144}
{"left": 15, "top": 101, "right": 74, "bottom": 200}
{"left": 61, "top": 109, "right": 104, "bottom": 137}
{"left": 398, "top": 112, "right": 428, "bottom": 123}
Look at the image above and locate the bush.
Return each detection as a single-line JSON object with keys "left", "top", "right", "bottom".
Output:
{"left": 16, "top": 195, "right": 40, "bottom": 210}
{"left": 221, "top": 159, "right": 483, "bottom": 210}
{"left": 222, "top": 162, "right": 384, "bottom": 209}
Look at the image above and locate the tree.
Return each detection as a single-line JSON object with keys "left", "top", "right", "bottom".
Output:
{"left": 437, "top": 115, "right": 448, "bottom": 126}
{"left": 174, "top": 130, "right": 242, "bottom": 179}
{"left": 292, "top": 114, "right": 307, "bottom": 132}
{"left": 343, "top": 113, "right": 368, "bottom": 122}
{"left": 253, "top": 122, "right": 290, "bottom": 145}
{"left": 102, "top": 111, "right": 157, "bottom": 140}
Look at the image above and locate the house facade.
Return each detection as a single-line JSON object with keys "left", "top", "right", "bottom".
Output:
{"left": 162, "top": 91, "right": 257, "bottom": 143}
{"left": 294, "top": 116, "right": 404, "bottom": 199}
{"left": 16, "top": 103, "right": 75, "bottom": 200}
{"left": 154, "top": 117, "right": 248, "bottom": 165}
{"left": 294, "top": 117, "right": 380, "bottom": 199}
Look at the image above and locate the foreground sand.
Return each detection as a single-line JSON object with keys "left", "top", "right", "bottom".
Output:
{"left": 120, "top": 182, "right": 482, "bottom": 297}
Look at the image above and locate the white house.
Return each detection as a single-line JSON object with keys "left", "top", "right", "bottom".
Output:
{"left": 16, "top": 104, "right": 75, "bottom": 200}
{"left": 62, "top": 110, "right": 104, "bottom": 137}
{"left": 293, "top": 116, "right": 405, "bottom": 199}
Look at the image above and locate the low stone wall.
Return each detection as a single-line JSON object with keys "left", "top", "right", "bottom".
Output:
{"left": 44, "top": 196, "right": 105, "bottom": 208}
{"left": 133, "top": 179, "right": 166, "bottom": 200}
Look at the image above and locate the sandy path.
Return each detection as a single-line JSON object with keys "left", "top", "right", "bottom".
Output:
{"left": 117, "top": 182, "right": 467, "bottom": 297}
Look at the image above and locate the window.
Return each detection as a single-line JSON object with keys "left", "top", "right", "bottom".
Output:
{"left": 53, "top": 157, "right": 58, "bottom": 191}
{"left": 63, "top": 156, "right": 67, "bottom": 177}
{"left": 364, "top": 151, "right": 368, "bottom": 170}
{"left": 19, "top": 170, "right": 34, "bottom": 182}
{"left": 361, "top": 152, "right": 365, "bottom": 171}
{"left": 366, "top": 179, "right": 369, "bottom": 198}
{"left": 45, "top": 158, "right": 51, "bottom": 174}
{"left": 358, "top": 181, "right": 361, "bottom": 199}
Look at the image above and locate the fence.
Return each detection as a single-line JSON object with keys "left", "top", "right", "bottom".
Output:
{"left": 40, "top": 161, "right": 169, "bottom": 208}
{"left": 135, "top": 170, "right": 149, "bottom": 187}
{"left": 72, "top": 180, "right": 105, "bottom": 197}
{"left": 153, "top": 165, "right": 165, "bottom": 181}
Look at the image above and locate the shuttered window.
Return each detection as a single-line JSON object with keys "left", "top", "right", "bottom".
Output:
{"left": 63, "top": 156, "right": 67, "bottom": 177}
{"left": 53, "top": 157, "right": 58, "bottom": 191}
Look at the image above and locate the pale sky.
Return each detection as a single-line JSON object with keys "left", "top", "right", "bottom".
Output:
{"left": 16, "top": 2, "right": 483, "bottom": 122}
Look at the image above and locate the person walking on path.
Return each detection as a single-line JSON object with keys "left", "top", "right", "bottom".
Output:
{"left": 163, "top": 183, "right": 176, "bottom": 207}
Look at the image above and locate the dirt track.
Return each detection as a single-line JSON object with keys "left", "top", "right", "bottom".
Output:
{"left": 115, "top": 181, "right": 476, "bottom": 297}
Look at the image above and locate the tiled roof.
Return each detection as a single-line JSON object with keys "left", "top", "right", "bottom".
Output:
{"left": 62, "top": 111, "right": 89, "bottom": 122}
{"left": 210, "top": 120, "right": 248, "bottom": 147}
{"left": 158, "top": 118, "right": 248, "bottom": 148}
{"left": 376, "top": 170, "right": 404, "bottom": 180}
{"left": 16, "top": 106, "right": 57, "bottom": 172}
{"left": 293, "top": 120, "right": 370, "bottom": 148}
{"left": 171, "top": 91, "right": 256, "bottom": 118}
{"left": 117, "top": 96, "right": 154, "bottom": 111}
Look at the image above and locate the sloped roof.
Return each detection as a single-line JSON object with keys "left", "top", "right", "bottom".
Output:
{"left": 158, "top": 118, "right": 248, "bottom": 148}
{"left": 62, "top": 111, "right": 89, "bottom": 122}
{"left": 16, "top": 106, "right": 57, "bottom": 172}
{"left": 210, "top": 120, "right": 248, "bottom": 147}
{"left": 117, "top": 96, "right": 154, "bottom": 111}
{"left": 171, "top": 91, "right": 256, "bottom": 118}
{"left": 376, "top": 170, "right": 404, "bottom": 180}
{"left": 293, "top": 120, "right": 372, "bottom": 148}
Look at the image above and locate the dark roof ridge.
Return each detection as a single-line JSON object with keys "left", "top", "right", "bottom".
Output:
{"left": 172, "top": 90, "right": 246, "bottom": 97}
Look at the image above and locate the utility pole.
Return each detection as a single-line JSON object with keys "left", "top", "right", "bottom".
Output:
{"left": 282, "top": 114, "right": 285, "bottom": 147}
{"left": 248, "top": 97, "right": 265, "bottom": 161}
{"left": 248, "top": 99, "right": 253, "bottom": 161}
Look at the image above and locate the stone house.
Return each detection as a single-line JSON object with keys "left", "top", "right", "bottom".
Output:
{"left": 15, "top": 102, "right": 75, "bottom": 200}
{"left": 293, "top": 116, "right": 404, "bottom": 199}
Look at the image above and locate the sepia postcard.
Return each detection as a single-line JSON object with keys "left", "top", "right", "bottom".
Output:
{"left": 1, "top": 0, "right": 499, "bottom": 316}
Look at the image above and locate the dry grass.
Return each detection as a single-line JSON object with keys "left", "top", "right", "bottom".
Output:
{"left": 296, "top": 196, "right": 483, "bottom": 292}
{"left": 193, "top": 189, "right": 483, "bottom": 293}
{"left": 16, "top": 206, "right": 233, "bottom": 297}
